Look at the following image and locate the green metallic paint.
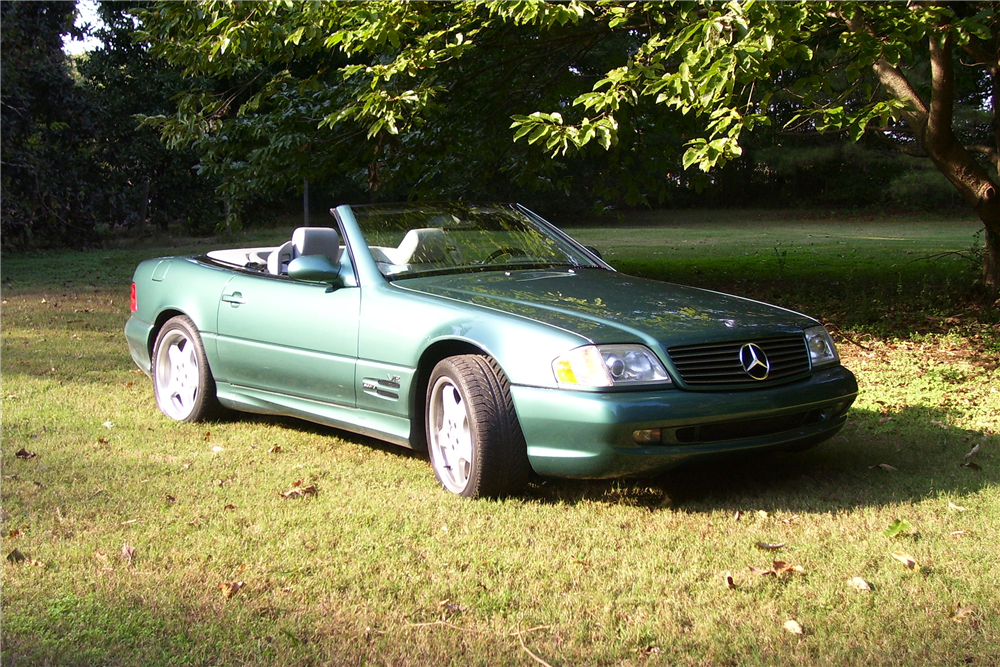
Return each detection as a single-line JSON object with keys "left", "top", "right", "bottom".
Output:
{"left": 511, "top": 365, "right": 856, "bottom": 478}
{"left": 400, "top": 269, "right": 816, "bottom": 349}
{"left": 126, "top": 203, "right": 859, "bottom": 481}
{"left": 216, "top": 275, "right": 359, "bottom": 405}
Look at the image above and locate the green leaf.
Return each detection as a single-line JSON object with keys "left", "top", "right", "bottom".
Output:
{"left": 883, "top": 519, "right": 911, "bottom": 538}
{"left": 286, "top": 26, "right": 306, "bottom": 46}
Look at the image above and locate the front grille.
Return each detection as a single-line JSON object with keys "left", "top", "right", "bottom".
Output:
{"left": 668, "top": 335, "right": 810, "bottom": 387}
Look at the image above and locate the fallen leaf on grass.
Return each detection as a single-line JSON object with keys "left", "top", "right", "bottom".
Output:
{"left": 14, "top": 448, "right": 36, "bottom": 459}
{"left": 755, "top": 542, "right": 785, "bottom": 551}
{"left": 280, "top": 483, "right": 316, "bottom": 499}
{"left": 102, "top": 421, "right": 114, "bottom": 429}
{"left": 223, "top": 504, "right": 236, "bottom": 511}
{"left": 950, "top": 530, "right": 967, "bottom": 538}
{"left": 891, "top": 552, "right": 917, "bottom": 569}
{"left": 749, "top": 565, "right": 775, "bottom": 576}
{"left": 930, "top": 420, "right": 949, "bottom": 429}
{"left": 724, "top": 571, "right": 736, "bottom": 590}
{"left": 219, "top": 581, "right": 245, "bottom": 599}
{"left": 121, "top": 543, "right": 135, "bottom": 565}
{"left": 97, "top": 438, "right": 109, "bottom": 444}
{"left": 884, "top": 519, "right": 912, "bottom": 538}
{"left": 6, "top": 549, "right": 26, "bottom": 564}
{"left": 964, "top": 443, "right": 980, "bottom": 459}
{"left": 772, "top": 561, "right": 805, "bottom": 575}
{"left": 783, "top": 619, "right": 803, "bottom": 635}
{"left": 948, "top": 501, "right": 967, "bottom": 512}
{"left": 733, "top": 510, "right": 742, "bottom": 521}
{"left": 961, "top": 462, "right": 982, "bottom": 471}
{"left": 870, "top": 463, "right": 898, "bottom": 471}
{"left": 849, "top": 577, "right": 872, "bottom": 591}
{"left": 268, "top": 445, "right": 282, "bottom": 453}
{"left": 165, "top": 494, "right": 176, "bottom": 503}
{"left": 949, "top": 604, "right": 975, "bottom": 623}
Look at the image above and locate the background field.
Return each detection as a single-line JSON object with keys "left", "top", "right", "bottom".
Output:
{"left": 2, "top": 212, "right": 997, "bottom": 666}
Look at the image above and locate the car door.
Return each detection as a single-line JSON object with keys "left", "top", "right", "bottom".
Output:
{"left": 215, "top": 273, "right": 360, "bottom": 407}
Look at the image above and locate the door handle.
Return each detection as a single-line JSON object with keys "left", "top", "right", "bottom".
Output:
{"left": 221, "top": 291, "right": 246, "bottom": 306}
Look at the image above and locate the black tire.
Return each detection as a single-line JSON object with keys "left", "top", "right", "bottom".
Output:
{"left": 152, "top": 315, "right": 222, "bottom": 422}
{"left": 425, "top": 355, "right": 531, "bottom": 498}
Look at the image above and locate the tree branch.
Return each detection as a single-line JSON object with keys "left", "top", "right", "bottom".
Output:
{"left": 965, "top": 143, "right": 1000, "bottom": 169}
{"left": 926, "top": 27, "right": 954, "bottom": 151}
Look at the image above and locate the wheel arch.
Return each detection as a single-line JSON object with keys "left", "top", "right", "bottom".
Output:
{"left": 148, "top": 309, "right": 188, "bottom": 359}
{"left": 409, "top": 339, "right": 496, "bottom": 451}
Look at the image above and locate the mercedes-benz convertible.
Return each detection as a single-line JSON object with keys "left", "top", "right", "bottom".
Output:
{"left": 125, "top": 203, "right": 857, "bottom": 497}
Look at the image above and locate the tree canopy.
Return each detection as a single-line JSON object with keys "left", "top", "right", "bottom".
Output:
{"left": 137, "top": 0, "right": 999, "bottom": 293}
{"left": 2, "top": 0, "right": 998, "bottom": 295}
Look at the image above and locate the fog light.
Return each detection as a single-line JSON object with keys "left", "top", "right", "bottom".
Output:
{"left": 633, "top": 428, "right": 662, "bottom": 444}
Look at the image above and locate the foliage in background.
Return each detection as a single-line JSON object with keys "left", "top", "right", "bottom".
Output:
{"left": 511, "top": 1, "right": 1000, "bottom": 292}
{"left": 0, "top": 2, "right": 100, "bottom": 250}
{"left": 3, "top": 0, "right": 998, "bottom": 281}
{"left": 76, "top": 1, "right": 223, "bottom": 235}
{"left": 0, "top": 0, "right": 224, "bottom": 248}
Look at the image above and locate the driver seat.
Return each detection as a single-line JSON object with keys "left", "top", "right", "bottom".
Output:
{"left": 292, "top": 227, "right": 342, "bottom": 264}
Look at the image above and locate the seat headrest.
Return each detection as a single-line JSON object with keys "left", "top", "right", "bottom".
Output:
{"left": 292, "top": 227, "right": 342, "bottom": 263}
{"left": 396, "top": 228, "right": 452, "bottom": 263}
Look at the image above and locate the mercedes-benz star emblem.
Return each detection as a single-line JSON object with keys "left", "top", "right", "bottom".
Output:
{"left": 739, "top": 343, "right": 770, "bottom": 380}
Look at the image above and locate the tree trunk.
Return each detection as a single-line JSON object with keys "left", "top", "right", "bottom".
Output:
{"left": 982, "top": 214, "right": 1000, "bottom": 299}
{"left": 868, "top": 25, "right": 1000, "bottom": 298}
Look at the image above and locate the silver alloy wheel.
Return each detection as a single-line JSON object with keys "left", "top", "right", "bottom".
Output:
{"left": 428, "top": 375, "right": 473, "bottom": 494}
{"left": 154, "top": 327, "right": 200, "bottom": 420}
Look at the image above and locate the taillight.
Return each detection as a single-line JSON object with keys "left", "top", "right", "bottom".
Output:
{"left": 130, "top": 283, "right": 137, "bottom": 312}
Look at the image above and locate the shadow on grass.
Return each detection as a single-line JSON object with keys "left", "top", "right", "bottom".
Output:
{"left": 526, "top": 404, "right": 995, "bottom": 511}
{"left": 228, "top": 405, "right": 994, "bottom": 514}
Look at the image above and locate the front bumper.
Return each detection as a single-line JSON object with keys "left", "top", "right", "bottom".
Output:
{"left": 511, "top": 366, "right": 858, "bottom": 478}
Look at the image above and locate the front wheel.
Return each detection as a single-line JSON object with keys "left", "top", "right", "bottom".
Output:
{"left": 426, "top": 355, "right": 530, "bottom": 498}
{"left": 152, "top": 315, "right": 221, "bottom": 422}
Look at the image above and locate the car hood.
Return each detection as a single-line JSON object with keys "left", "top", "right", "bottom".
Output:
{"left": 398, "top": 268, "right": 817, "bottom": 348}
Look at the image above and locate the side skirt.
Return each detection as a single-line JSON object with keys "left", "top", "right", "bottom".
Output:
{"left": 215, "top": 382, "right": 413, "bottom": 449}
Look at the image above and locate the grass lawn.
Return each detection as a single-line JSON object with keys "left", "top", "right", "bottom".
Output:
{"left": 2, "top": 211, "right": 997, "bottom": 666}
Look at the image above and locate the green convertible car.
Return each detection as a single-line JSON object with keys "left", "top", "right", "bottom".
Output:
{"left": 126, "top": 203, "right": 857, "bottom": 498}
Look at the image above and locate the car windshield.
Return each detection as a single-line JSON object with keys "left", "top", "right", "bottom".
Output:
{"left": 350, "top": 203, "right": 603, "bottom": 279}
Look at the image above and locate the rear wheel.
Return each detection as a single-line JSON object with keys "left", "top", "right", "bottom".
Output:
{"left": 152, "top": 315, "right": 221, "bottom": 422}
{"left": 426, "top": 355, "right": 530, "bottom": 498}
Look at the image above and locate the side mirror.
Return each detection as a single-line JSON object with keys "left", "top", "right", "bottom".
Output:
{"left": 584, "top": 245, "right": 604, "bottom": 260}
{"left": 287, "top": 255, "right": 343, "bottom": 286}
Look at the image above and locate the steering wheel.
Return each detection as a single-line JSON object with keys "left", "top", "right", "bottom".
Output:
{"left": 484, "top": 247, "right": 527, "bottom": 263}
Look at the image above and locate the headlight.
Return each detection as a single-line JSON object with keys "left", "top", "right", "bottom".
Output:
{"left": 553, "top": 345, "right": 671, "bottom": 388}
{"left": 804, "top": 325, "right": 839, "bottom": 368}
